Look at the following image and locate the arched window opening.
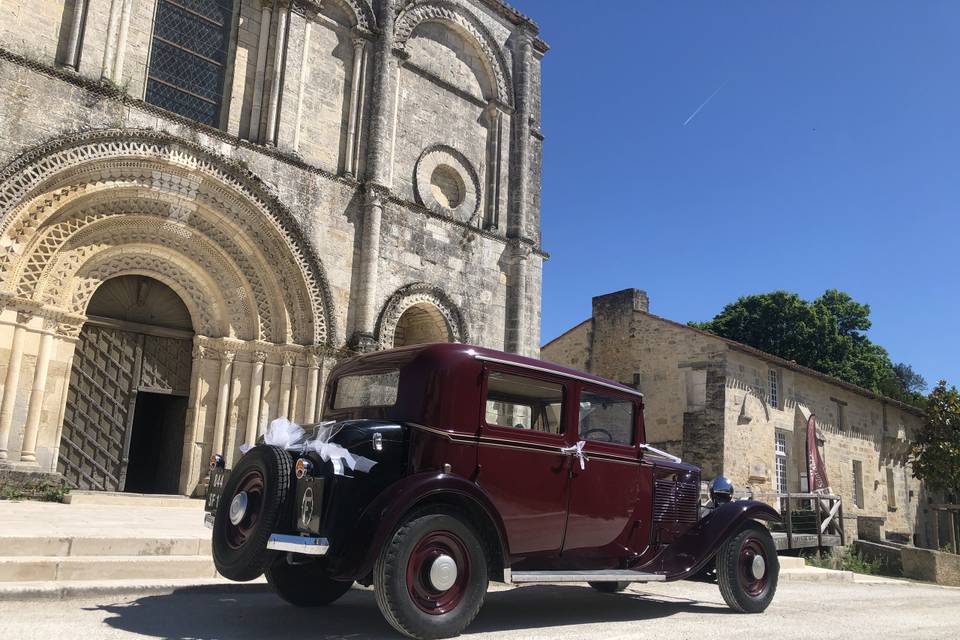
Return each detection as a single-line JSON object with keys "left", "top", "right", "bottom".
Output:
{"left": 393, "top": 303, "right": 453, "bottom": 348}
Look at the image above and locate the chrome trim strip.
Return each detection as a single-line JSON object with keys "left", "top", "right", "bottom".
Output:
{"left": 509, "top": 570, "right": 665, "bottom": 583}
{"left": 503, "top": 567, "right": 512, "bottom": 584}
{"left": 266, "top": 533, "right": 330, "bottom": 556}
{"left": 473, "top": 354, "right": 644, "bottom": 398}
{"left": 639, "top": 444, "right": 682, "bottom": 463}
{"left": 203, "top": 513, "right": 215, "bottom": 529}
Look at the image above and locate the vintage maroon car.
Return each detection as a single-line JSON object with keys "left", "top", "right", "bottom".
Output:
{"left": 206, "top": 343, "right": 781, "bottom": 639}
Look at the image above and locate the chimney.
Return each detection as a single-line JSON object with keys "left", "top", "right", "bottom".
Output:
{"left": 591, "top": 288, "right": 649, "bottom": 320}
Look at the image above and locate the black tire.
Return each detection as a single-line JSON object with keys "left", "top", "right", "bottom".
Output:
{"left": 588, "top": 581, "right": 630, "bottom": 593}
{"left": 266, "top": 560, "right": 354, "bottom": 607}
{"left": 715, "top": 524, "right": 779, "bottom": 613}
{"left": 374, "top": 513, "right": 488, "bottom": 640}
{"left": 212, "top": 445, "right": 293, "bottom": 582}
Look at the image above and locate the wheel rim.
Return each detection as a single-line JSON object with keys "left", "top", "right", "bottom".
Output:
{"left": 224, "top": 469, "right": 265, "bottom": 550}
{"left": 738, "top": 537, "right": 769, "bottom": 597}
{"left": 405, "top": 530, "right": 471, "bottom": 615}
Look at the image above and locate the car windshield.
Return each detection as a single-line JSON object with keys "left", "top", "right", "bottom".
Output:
{"left": 332, "top": 371, "right": 400, "bottom": 409}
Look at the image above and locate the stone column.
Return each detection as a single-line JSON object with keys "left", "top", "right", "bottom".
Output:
{"left": 0, "top": 312, "right": 30, "bottom": 461}
{"left": 49, "top": 322, "right": 82, "bottom": 472}
{"left": 264, "top": 0, "right": 291, "bottom": 146}
{"left": 344, "top": 36, "right": 367, "bottom": 177}
{"left": 352, "top": 0, "right": 399, "bottom": 348}
{"left": 292, "top": 17, "right": 312, "bottom": 151}
{"left": 249, "top": 0, "right": 274, "bottom": 141}
{"left": 180, "top": 342, "right": 207, "bottom": 495}
{"left": 278, "top": 351, "right": 294, "bottom": 418}
{"left": 244, "top": 351, "right": 266, "bottom": 446}
{"left": 509, "top": 29, "right": 534, "bottom": 240}
{"left": 63, "top": 0, "right": 88, "bottom": 69}
{"left": 211, "top": 349, "right": 235, "bottom": 456}
{"left": 506, "top": 242, "right": 530, "bottom": 355}
{"left": 303, "top": 352, "right": 320, "bottom": 423}
{"left": 100, "top": 0, "right": 123, "bottom": 80}
{"left": 20, "top": 320, "right": 57, "bottom": 464}
{"left": 483, "top": 101, "right": 508, "bottom": 231}
{"left": 111, "top": 0, "right": 133, "bottom": 82}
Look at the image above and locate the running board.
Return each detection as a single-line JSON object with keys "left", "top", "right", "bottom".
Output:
{"left": 504, "top": 569, "right": 665, "bottom": 584}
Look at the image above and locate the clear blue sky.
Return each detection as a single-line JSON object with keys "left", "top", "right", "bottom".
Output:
{"left": 513, "top": 1, "right": 960, "bottom": 388}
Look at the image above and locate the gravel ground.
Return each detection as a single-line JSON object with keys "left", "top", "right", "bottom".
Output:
{"left": 1, "top": 578, "right": 958, "bottom": 640}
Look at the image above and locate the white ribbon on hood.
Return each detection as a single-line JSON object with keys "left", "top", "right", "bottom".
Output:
{"left": 240, "top": 417, "right": 377, "bottom": 476}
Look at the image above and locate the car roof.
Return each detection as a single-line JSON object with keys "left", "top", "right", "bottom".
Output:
{"left": 336, "top": 343, "right": 643, "bottom": 399}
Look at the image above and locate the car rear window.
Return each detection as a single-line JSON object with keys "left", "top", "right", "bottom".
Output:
{"left": 332, "top": 371, "right": 400, "bottom": 409}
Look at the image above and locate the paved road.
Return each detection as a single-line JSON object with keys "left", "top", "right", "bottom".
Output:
{"left": 1, "top": 579, "right": 957, "bottom": 639}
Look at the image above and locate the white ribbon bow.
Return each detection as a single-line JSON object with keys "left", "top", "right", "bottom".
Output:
{"left": 560, "top": 440, "right": 589, "bottom": 470}
{"left": 240, "top": 418, "right": 377, "bottom": 476}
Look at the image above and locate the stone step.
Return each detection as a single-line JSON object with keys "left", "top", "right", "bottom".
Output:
{"left": 777, "top": 555, "right": 806, "bottom": 570}
{"left": 0, "top": 555, "right": 217, "bottom": 582}
{"left": 62, "top": 491, "right": 206, "bottom": 508}
{"left": 0, "top": 535, "right": 211, "bottom": 558}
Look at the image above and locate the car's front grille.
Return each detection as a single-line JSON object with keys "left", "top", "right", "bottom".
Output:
{"left": 652, "top": 475, "right": 700, "bottom": 526}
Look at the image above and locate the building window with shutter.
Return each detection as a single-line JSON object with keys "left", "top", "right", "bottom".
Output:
{"left": 145, "top": 0, "right": 234, "bottom": 127}
{"left": 852, "top": 460, "right": 864, "bottom": 508}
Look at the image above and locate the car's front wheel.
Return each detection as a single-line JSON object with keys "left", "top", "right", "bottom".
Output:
{"left": 374, "top": 512, "right": 488, "bottom": 640}
{"left": 266, "top": 560, "right": 353, "bottom": 607}
{"left": 715, "top": 523, "right": 779, "bottom": 613}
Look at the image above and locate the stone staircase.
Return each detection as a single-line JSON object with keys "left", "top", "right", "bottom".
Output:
{"left": 0, "top": 493, "right": 230, "bottom": 598}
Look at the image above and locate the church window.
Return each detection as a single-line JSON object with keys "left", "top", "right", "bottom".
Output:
{"left": 145, "top": 0, "right": 234, "bottom": 127}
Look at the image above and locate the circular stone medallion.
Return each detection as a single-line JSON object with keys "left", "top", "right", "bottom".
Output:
{"left": 414, "top": 146, "right": 480, "bottom": 223}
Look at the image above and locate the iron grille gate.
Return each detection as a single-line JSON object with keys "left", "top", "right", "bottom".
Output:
{"left": 58, "top": 324, "right": 192, "bottom": 491}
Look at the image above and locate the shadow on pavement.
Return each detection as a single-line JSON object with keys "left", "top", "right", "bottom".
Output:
{"left": 91, "top": 583, "right": 731, "bottom": 639}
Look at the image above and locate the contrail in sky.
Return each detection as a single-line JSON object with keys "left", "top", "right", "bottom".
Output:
{"left": 683, "top": 80, "right": 729, "bottom": 126}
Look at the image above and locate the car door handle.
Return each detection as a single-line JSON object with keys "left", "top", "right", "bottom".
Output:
{"left": 560, "top": 440, "right": 588, "bottom": 470}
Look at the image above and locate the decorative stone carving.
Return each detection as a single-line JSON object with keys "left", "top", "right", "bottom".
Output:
{"left": 395, "top": 1, "right": 513, "bottom": 106}
{"left": 375, "top": 282, "right": 467, "bottom": 350}
{"left": 0, "top": 130, "right": 335, "bottom": 346}
{"left": 414, "top": 145, "right": 481, "bottom": 225}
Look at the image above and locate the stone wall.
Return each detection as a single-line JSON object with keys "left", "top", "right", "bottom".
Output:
{"left": 0, "top": 0, "right": 549, "bottom": 494}
{"left": 543, "top": 288, "right": 928, "bottom": 543}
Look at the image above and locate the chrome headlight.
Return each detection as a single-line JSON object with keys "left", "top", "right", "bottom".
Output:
{"left": 709, "top": 476, "right": 734, "bottom": 505}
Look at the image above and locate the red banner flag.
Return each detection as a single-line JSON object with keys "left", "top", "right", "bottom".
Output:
{"left": 806, "top": 414, "right": 830, "bottom": 493}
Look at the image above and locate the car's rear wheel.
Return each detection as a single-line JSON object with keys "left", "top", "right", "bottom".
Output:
{"left": 374, "top": 513, "right": 488, "bottom": 640}
{"left": 588, "top": 581, "right": 630, "bottom": 593}
{"left": 716, "top": 524, "right": 779, "bottom": 613}
{"left": 211, "top": 445, "right": 293, "bottom": 582}
{"left": 266, "top": 560, "right": 354, "bottom": 606}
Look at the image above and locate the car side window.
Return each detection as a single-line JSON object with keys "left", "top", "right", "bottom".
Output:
{"left": 485, "top": 371, "right": 565, "bottom": 434}
{"left": 578, "top": 390, "right": 635, "bottom": 445}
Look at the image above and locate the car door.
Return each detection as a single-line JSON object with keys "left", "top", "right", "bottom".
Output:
{"left": 562, "top": 383, "right": 646, "bottom": 556}
{"left": 476, "top": 366, "right": 572, "bottom": 557}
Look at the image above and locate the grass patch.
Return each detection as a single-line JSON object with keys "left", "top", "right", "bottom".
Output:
{"left": 804, "top": 548, "right": 895, "bottom": 576}
{"left": 0, "top": 478, "right": 70, "bottom": 502}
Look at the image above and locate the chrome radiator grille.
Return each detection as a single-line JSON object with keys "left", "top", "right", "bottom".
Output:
{"left": 652, "top": 474, "right": 700, "bottom": 526}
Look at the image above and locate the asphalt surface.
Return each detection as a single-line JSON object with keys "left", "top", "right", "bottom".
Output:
{"left": 1, "top": 579, "right": 957, "bottom": 639}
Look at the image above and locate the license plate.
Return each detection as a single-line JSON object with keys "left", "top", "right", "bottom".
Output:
{"left": 205, "top": 468, "right": 229, "bottom": 513}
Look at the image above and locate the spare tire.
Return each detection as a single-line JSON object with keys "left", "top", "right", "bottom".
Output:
{"left": 212, "top": 445, "right": 293, "bottom": 581}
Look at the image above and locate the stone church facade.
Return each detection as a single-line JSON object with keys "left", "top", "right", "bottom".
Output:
{"left": 543, "top": 289, "right": 931, "bottom": 545}
{"left": 0, "top": 0, "right": 547, "bottom": 496}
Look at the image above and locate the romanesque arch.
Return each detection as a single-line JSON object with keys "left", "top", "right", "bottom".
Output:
{"left": 0, "top": 130, "right": 337, "bottom": 494}
{"left": 375, "top": 282, "right": 467, "bottom": 349}
{"left": 394, "top": 0, "right": 514, "bottom": 106}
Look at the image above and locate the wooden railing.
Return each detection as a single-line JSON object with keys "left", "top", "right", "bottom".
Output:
{"left": 751, "top": 491, "right": 845, "bottom": 550}
{"left": 930, "top": 504, "right": 960, "bottom": 554}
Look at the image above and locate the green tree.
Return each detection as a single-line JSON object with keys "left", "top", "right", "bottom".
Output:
{"left": 692, "top": 289, "right": 918, "bottom": 399}
{"left": 879, "top": 363, "right": 928, "bottom": 407}
{"left": 911, "top": 381, "right": 960, "bottom": 496}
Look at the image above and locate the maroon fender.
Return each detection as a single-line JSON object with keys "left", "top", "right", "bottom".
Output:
{"left": 330, "top": 471, "right": 510, "bottom": 581}
{"left": 638, "top": 500, "right": 781, "bottom": 581}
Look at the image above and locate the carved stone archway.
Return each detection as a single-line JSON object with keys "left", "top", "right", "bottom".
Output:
{"left": 375, "top": 283, "right": 467, "bottom": 350}
{"left": 0, "top": 130, "right": 337, "bottom": 494}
